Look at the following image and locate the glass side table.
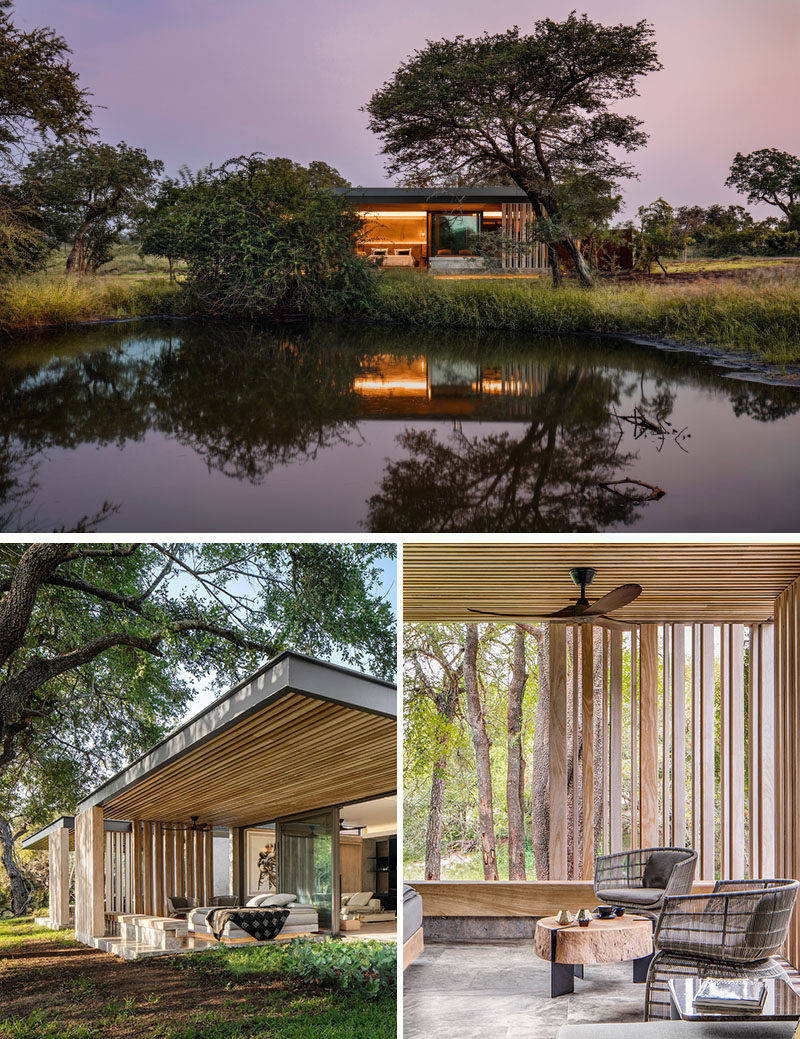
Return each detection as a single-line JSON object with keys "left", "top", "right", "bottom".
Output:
{"left": 668, "top": 976, "right": 800, "bottom": 1021}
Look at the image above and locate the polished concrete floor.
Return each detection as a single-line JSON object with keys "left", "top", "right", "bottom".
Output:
{"left": 404, "top": 940, "right": 646, "bottom": 1039}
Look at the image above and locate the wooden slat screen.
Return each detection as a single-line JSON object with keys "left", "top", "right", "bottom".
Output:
{"left": 774, "top": 576, "right": 800, "bottom": 966}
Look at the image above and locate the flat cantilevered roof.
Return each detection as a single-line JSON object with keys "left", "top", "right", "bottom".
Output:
{"left": 53, "top": 652, "right": 395, "bottom": 830}
{"left": 339, "top": 185, "right": 529, "bottom": 205}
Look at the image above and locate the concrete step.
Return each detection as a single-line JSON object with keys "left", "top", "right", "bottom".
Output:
{"left": 106, "top": 940, "right": 173, "bottom": 962}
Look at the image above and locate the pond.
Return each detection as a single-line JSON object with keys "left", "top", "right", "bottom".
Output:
{"left": 1, "top": 319, "right": 798, "bottom": 532}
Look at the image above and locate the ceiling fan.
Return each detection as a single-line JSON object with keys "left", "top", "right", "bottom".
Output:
{"left": 467, "top": 568, "right": 643, "bottom": 631}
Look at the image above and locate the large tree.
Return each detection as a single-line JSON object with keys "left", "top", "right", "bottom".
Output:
{"left": 20, "top": 140, "right": 163, "bottom": 272}
{"left": 0, "top": 541, "right": 395, "bottom": 912}
{"left": 364, "top": 13, "right": 661, "bottom": 286}
{"left": 726, "top": 149, "right": 800, "bottom": 232}
{"left": 0, "top": 5, "right": 92, "bottom": 174}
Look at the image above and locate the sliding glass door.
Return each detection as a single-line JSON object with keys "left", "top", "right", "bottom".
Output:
{"left": 276, "top": 809, "right": 338, "bottom": 931}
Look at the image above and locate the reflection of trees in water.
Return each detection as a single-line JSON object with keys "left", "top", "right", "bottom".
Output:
{"left": 729, "top": 383, "right": 800, "bottom": 423}
{"left": 366, "top": 367, "right": 648, "bottom": 532}
{"left": 0, "top": 318, "right": 798, "bottom": 530}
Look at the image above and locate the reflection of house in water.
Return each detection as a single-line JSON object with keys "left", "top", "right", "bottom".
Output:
{"left": 352, "top": 356, "right": 544, "bottom": 420}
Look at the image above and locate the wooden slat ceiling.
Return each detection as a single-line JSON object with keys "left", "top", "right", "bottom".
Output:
{"left": 102, "top": 692, "right": 397, "bottom": 828}
{"left": 404, "top": 542, "right": 800, "bottom": 624}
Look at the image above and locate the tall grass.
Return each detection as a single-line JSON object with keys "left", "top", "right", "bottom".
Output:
{"left": 369, "top": 267, "right": 800, "bottom": 364}
{"left": 0, "top": 274, "right": 186, "bottom": 332}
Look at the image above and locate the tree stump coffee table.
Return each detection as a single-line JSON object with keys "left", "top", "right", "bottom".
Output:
{"left": 534, "top": 914, "right": 653, "bottom": 997}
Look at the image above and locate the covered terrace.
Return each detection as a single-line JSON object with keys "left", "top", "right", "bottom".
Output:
{"left": 24, "top": 651, "right": 397, "bottom": 957}
{"left": 403, "top": 541, "right": 800, "bottom": 1036}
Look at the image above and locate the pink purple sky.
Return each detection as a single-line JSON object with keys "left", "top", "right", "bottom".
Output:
{"left": 18, "top": 0, "right": 800, "bottom": 217}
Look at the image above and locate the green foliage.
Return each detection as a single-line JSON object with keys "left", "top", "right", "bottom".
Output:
{"left": 726, "top": 148, "right": 800, "bottom": 231}
{"left": 283, "top": 939, "right": 396, "bottom": 998}
{"left": 634, "top": 198, "right": 684, "bottom": 272}
{"left": 0, "top": 8, "right": 92, "bottom": 174}
{"left": 0, "top": 197, "right": 50, "bottom": 280}
{"left": 167, "top": 154, "right": 374, "bottom": 317}
{"left": 18, "top": 141, "right": 164, "bottom": 272}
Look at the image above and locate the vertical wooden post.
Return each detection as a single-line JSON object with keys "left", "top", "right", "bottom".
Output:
{"left": 571, "top": 627, "right": 580, "bottom": 876}
{"left": 602, "top": 629, "right": 609, "bottom": 852}
{"left": 49, "top": 827, "right": 71, "bottom": 928}
{"left": 154, "top": 823, "right": 164, "bottom": 916}
{"left": 691, "top": 625, "right": 701, "bottom": 855}
{"left": 193, "top": 830, "right": 203, "bottom": 903}
{"left": 132, "top": 820, "right": 143, "bottom": 914}
{"left": 176, "top": 826, "right": 186, "bottom": 897}
{"left": 549, "top": 625, "right": 568, "bottom": 879}
{"left": 165, "top": 824, "right": 174, "bottom": 906}
{"left": 699, "top": 625, "right": 716, "bottom": 880}
{"left": 729, "top": 625, "right": 745, "bottom": 877}
{"left": 75, "top": 806, "right": 105, "bottom": 941}
{"left": 759, "top": 623, "right": 776, "bottom": 877}
{"left": 204, "top": 829, "right": 214, "bottom": 902}
{"left": 230, "top": 827, "right": 242, "bottom": 901}
{"left": 185, "top": 826, "right": 194, "bottom": 898}
{"left": 142, "top": 822, "right": 153, "bottom": 915}
{"left": 639, "top": 626, "right": 659, "bottom": 848}
{"left": 720, "top": 624, "right": 730, "bottom": 877}
{"left": 671, "top": 625, "right": 686, "bottom": 848}
{"left": 580, "top": 625, "right": 595, "bottom": 879}
{"left": 630, "top": 629, "right": 639, "bottom": 852}
{"left": 662, "top": 625, "right": 670, "bottom": 845}
{"left": 609, "top": 630, "right": 623, "bottom": 852}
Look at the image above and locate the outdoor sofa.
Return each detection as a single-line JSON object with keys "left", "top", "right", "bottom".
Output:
{"left": 341, "top": 891, "right": 396, "bottom": 923}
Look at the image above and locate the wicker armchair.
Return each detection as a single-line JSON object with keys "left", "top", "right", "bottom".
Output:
{"left": 166, "top": 895, "right": 199, "bottom": 919}
{"left": 644, "top": 878, "right": 799, "bottom": 1020}
{"left": 594, "top": 847, "right": 698, "bottom": 919}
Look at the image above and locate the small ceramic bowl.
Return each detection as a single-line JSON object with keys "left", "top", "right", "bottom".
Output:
{"left": 614, "top": 906, "right": 626, "bottom": 917}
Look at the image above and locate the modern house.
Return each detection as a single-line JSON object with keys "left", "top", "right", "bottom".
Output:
{"left": 341, "top": 186, "right": 549, "bottom": 271}
{"left": 23, "top": 652, "right": 397, "bottom": 957}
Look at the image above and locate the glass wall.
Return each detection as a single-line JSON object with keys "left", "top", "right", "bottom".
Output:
{"left": 276, "top": 810, "right": 335, "bottom": 930}
{"left": 429, "top": 213, "right": 481, "bottom": 256}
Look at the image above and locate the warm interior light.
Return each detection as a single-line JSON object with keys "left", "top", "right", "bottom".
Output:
{"left": 358, "top": 210, "right": 426, "bottom": 219}
{"left": 483, "top": 210, "right": 503, "bottom": 218}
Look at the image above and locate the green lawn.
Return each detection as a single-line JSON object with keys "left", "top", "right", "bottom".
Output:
{"left": 0, "top": 919, "right": 396, "bottom": 1039}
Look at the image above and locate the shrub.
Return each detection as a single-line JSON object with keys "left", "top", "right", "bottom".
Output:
{"left": 178, "top": 155, "right": 376, "bottom": 318}
{"left": 284, "top": 938, "right": 397, "bottom": 998}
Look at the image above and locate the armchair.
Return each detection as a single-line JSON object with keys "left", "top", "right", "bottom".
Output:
{"left": 644, "top": 878, "right": 799, "bottom": 1020}
{"left": 166, "top": 895, "right": 199, "bottom": 919}
{"left": 594, "top": 847, "right": 698, "bottom": 919}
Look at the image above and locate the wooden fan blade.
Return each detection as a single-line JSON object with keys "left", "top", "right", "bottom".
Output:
{"left": 582, "top": 584, "right": 642, "bottom": 616}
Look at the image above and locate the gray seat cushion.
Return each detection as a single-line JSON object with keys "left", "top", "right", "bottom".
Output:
{"left": 601, "top": 887, "right": 666, "bottom": 906}
{"left": 558, "top": 1024, "right": 796, "bottom": 1039}
{"left": 644, "top": 850, "right": 688, "bottom": 888}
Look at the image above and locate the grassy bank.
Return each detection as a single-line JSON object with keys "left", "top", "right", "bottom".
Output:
{"left": 0, "top": 274, "right": 186, "bottom": 332}
{"left": 0, "top": 919, "right": 396, "bottom": 1039}
{"left": 370, "top": 267, "right": 800, "bottom": 364}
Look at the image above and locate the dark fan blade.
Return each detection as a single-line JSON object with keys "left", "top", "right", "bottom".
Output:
{"left": 581, "top": 584, "right": 642, "bottom": 616}
{"left": 548, "top": 603, "right": 582, "bottom": 618}
{"left": 596, "top": 617, "right": 639, "bottom": 632}
{"left": 467, "top": 607, "right": 550, "bottom": 620}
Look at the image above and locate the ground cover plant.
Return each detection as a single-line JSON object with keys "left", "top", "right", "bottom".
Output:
{"left": 0, "top": 919, "right": 396, "bottom": 1038}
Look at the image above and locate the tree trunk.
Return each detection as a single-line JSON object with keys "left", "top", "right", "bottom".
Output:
{"left": 562, "top": 236, "right": 595, "bottom": 287}
{"left": 425, "top": 674, "right": 459, "bottom": 881}
{"left": 463, "top": 623, "right": 498, "bottom": 881}
{"left": 530, "top": 626, "right": 550, "bottom": 880}
{"left": 65, "top": 221, "right": 92, "bottom": 274}
{"left": 547, "top": 244, "right": 562, "bottom": 287}
{"left": 506, "top": 626, "right": 527, "bottom": 880}
{"left": 0, "top": 816, "right": 29, "bottom": 916}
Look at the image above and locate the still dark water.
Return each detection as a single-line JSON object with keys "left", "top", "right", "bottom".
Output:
{"left": 1, "top": 319, "right": 799, "bottom": 532}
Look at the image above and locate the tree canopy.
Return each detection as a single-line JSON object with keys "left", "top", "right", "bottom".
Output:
{"left": 0, "top": 6, "right": 92, "bottom": 173}
{"left": 365, "top": 13, "right": 661, "bottom": 286}
{"left": 19, "top": 140, "right": 163, "bottom": 272}
{"left": 726, "top": 148, "right": 800, "bottom": 231}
